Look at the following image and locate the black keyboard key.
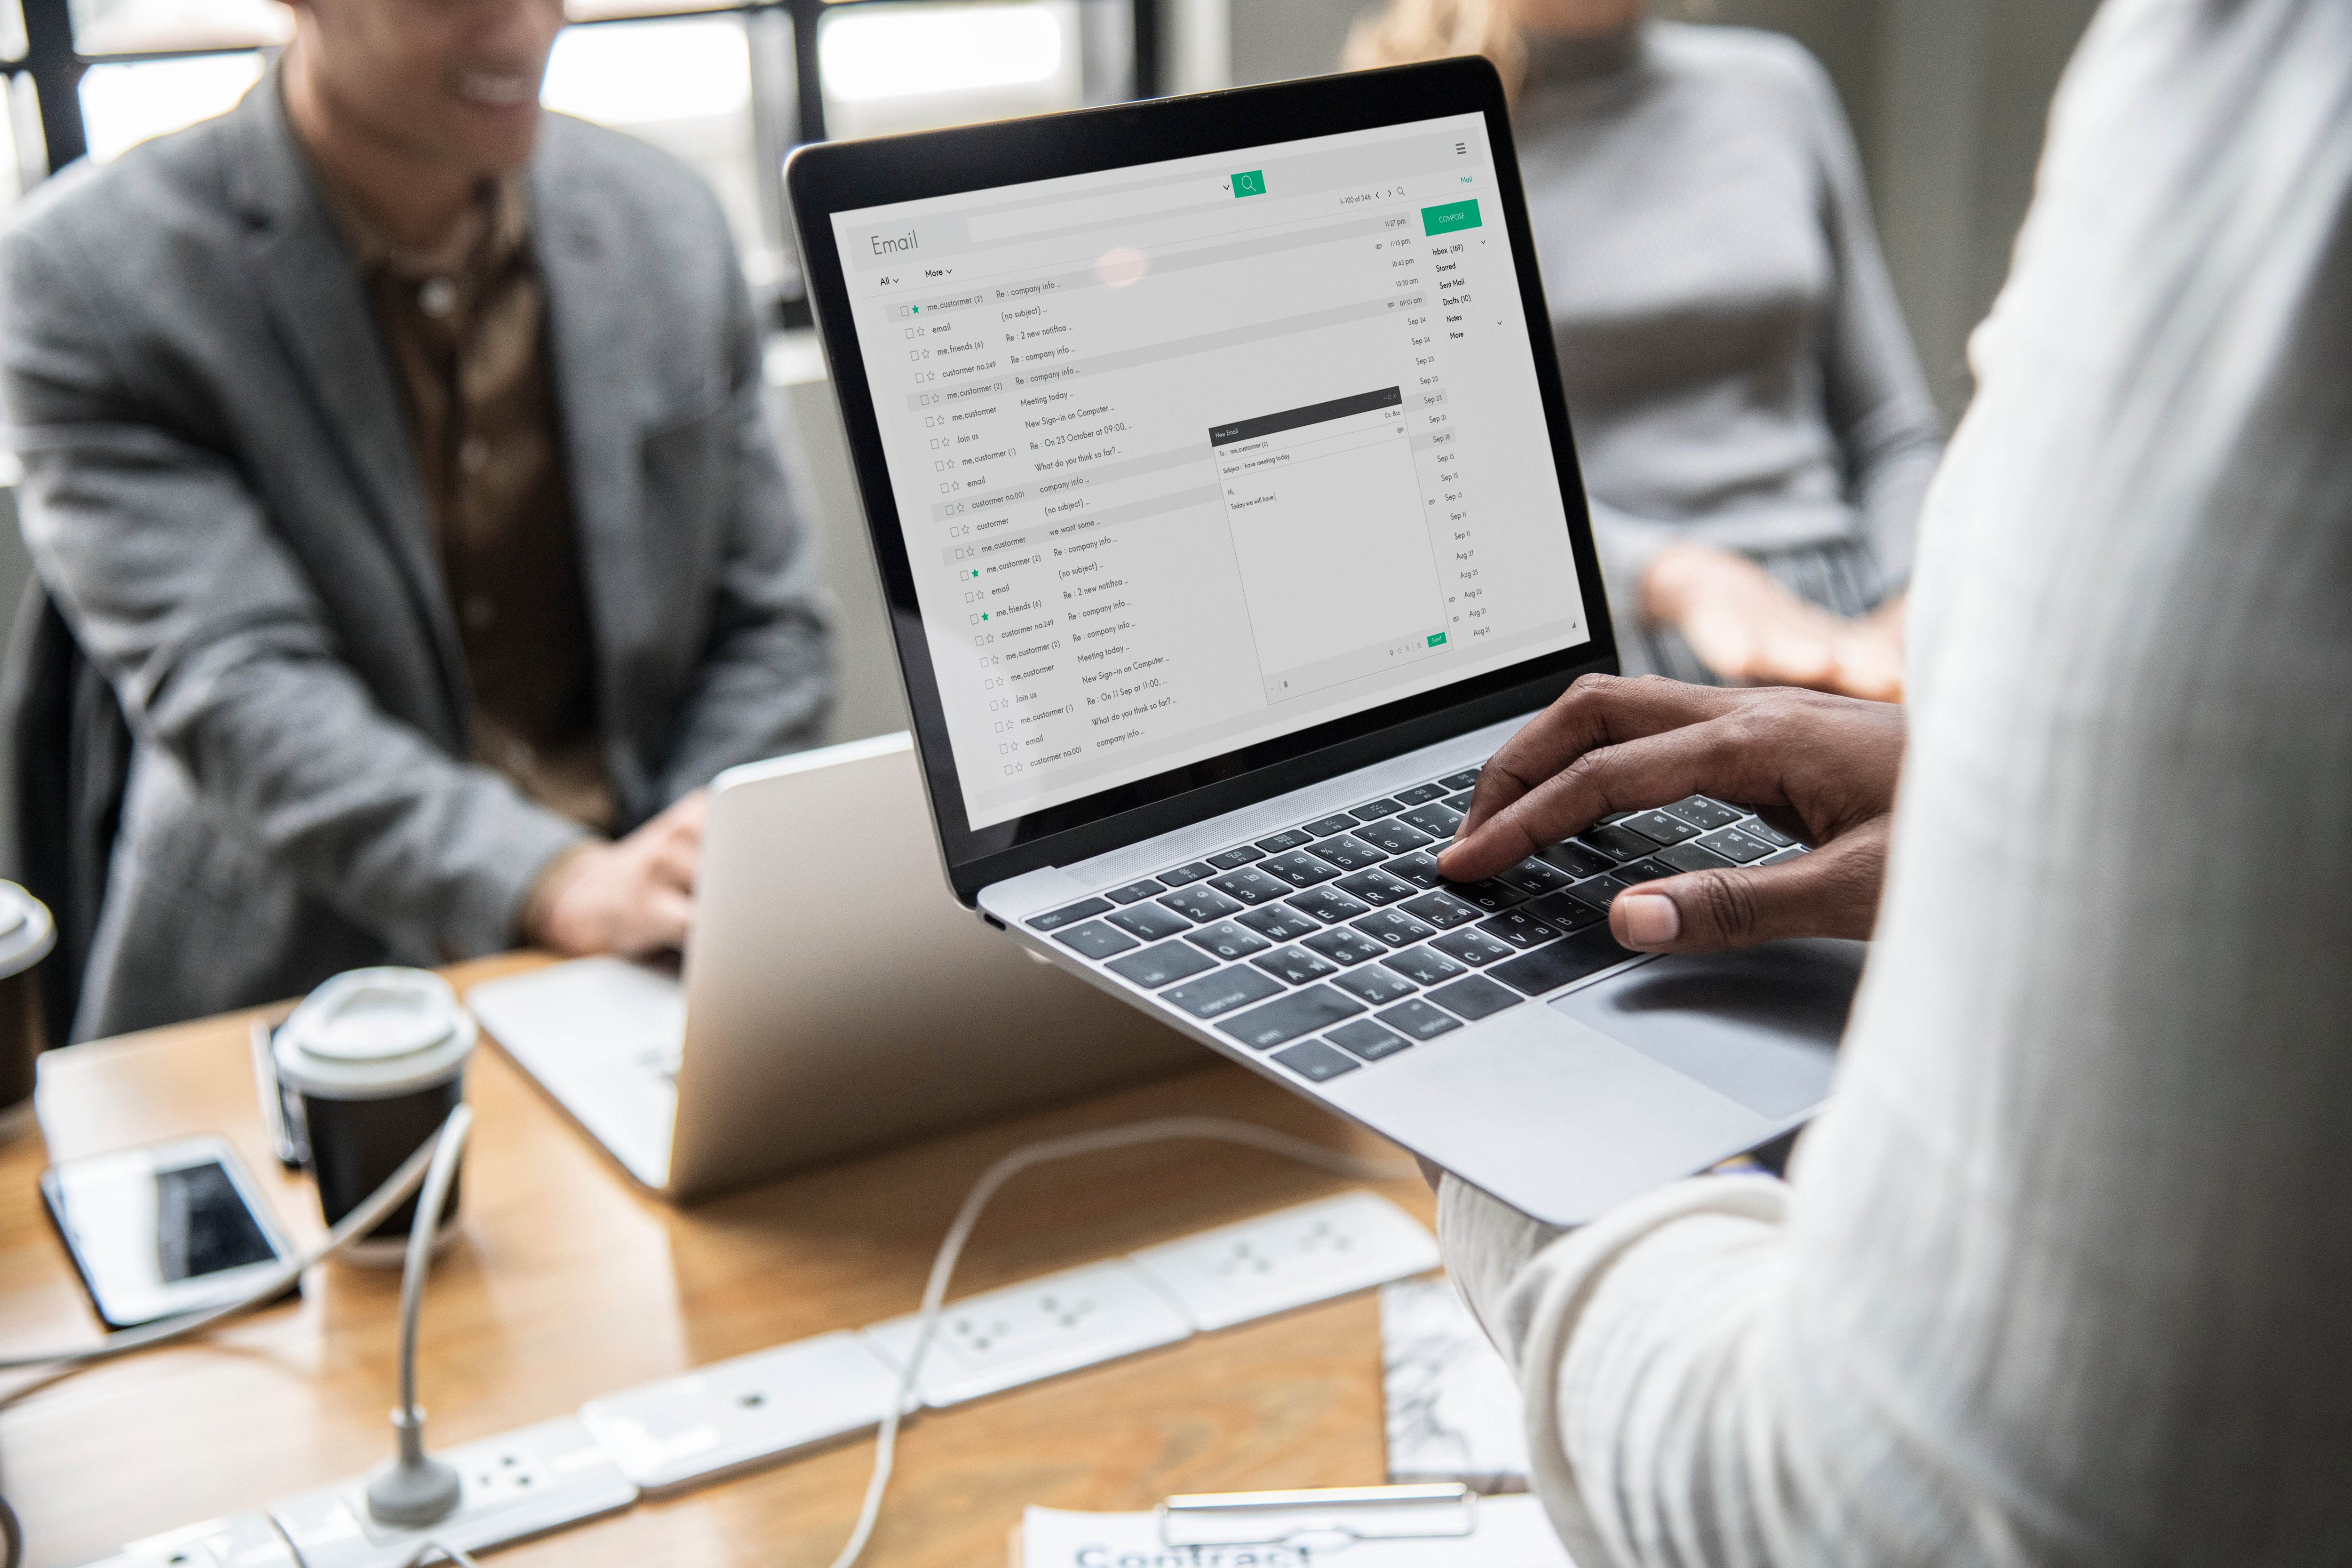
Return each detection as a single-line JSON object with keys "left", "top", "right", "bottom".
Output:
{"left": 1352, "top": 909, "right": 1438, "bottom": 949}
{"left": 1696, "top": 827, "right": 1776, "bottom": 864}
{"left": 1217, "top": 985, "right": 1366, "bottom": 1050}
{"left": 1536, "top": 840, "right": 1617, "bottom": 879}
{"left": 1400, "top": 891, "right": 1480, "bottom": 930}
{"left": 1350, "top": 797, "right": 1405, "bottom": 822}
{"left": 1529, "top": 891, "right": 1610, "bottom": 931}
{"left": 1028, "top": 898, "right": 1111, "bottom": 931}
{"left": 1496, "top": 858, "right": 1576, "bottom": 895}
{"left": 1238, "top": 904, "right": 1320, "bottom": 942}
{"left": 1442, "top": 790, "right": 1478, "bottom": 812}
{"left": 1354, "top": 818, "right": 1435, "bottom": 856}
{"left": 1438, "top": 768, "right": 1482, "bottom": 791}
{"left": 1107, "top": 903, "right": 1190, "bottom": 941}
{"left": 1302, "top": 813, "right": 1359, "bottom": 838}
{"left": 1208, "top": 868, "right": 1287, "bottom": 905}
{"left": 1160, "top": 862, "right": 1216, "bottom": 886}
{"left": 1560, "top": 876, "right": 1620, "bottom": 912}
{"left": 1664, "top": 796, "right": 1742, "bottom": 831}
{"left": 1161, "top": 885, "right": 1243, "bottom": 922}
{"left": 1576, "top": 823, "right": 1657, "bottom": 863}
{"left": 1308, "top": 834, "right": 1385, "bottom": 872}
{"left": 1162, "top": 965, "right": 1284, "bottom": 1019}
{"left": 1429, "top": 975, "right": 1521, "bottom": 1021}
{"left": 1272, "top": 1039, "right": 1360, "bottom": 1081}
{"left": 1393, "top": 782, "right": 1448, "bottom": 807}
{"left": 1105, "top": 940, "right": 1217, "bottom": 989}
{"left": 1333, "top": 966, "right": 1417, "bottom": 1006}
{"left": 1253, "top": 945, "right": 1339, "bottom": 986}
{"left": 1255, "top": 828, "right": 1316, "bottom": 854}
{"left": 1762, "top": 844, "right": 1808, "bottom": 864}
{"left": 1185, "top": 920, "right": 1272, "bottom": 960}
{"left": 1054, "top": 921, "right": 1138, "bottom": 959}
{"left": 1619, "top": 858, "right": 1681, "bottom": 884}
{"left": 1490, "top": 924, "right": 1642, "bottom": 995}
{"left": 1328, "top": 1019, "right": 1413, "bottom": 1061}
{"left": 1623, "top": 810, "right": 1701, "bottom": 847}
{"left": 1382, "top": 852, "right": 1444, "bottom": 889}
{"left": 1260, "top": 850, "right": 1343, "bottom": 888}
{"left": 1431, "top": 928, "right": 1514, "bottom": 966}
{"left": 1208, "top": 845, "right": 1265, "bottom": 870}
{"left": 1335, "top": 868, "right": 1416, "bottom": 907}
{"left": 1478, "top": 910, "right": 1562, "bottom": 950}
{"left": 1445, "top": 878, "right": 1528, "bottom": 913}
{"left": 1107, "top": 879, "right": 1167, "bottom": 904}
{"left": 1741, "top": 819, "right": 1797, "bottom": 849}
{"left": 1399, "top": 804, "right": 1464, "bottom": 839}
{"left": 1653, "top": 840, "right": 1735, "bottom": 876}
{"left": 1302, "top": 927, "right": 1386, "bottom": 966}
{"left": 1382, "top": 945, "right": 1466, "bottom": 986}
{"left": 1377, "top": 999, "right": 1463, "bottom": 1040}
{"left": 1288, "top": 886, "right": 1371, "bottom": 923}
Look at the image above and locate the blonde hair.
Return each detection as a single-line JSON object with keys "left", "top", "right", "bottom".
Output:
{"left": 1343, "top": 0, "right": 1530, "bottom": 99}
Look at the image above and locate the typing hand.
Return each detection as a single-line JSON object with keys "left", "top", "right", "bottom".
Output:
{"left": 526, "top": 789, "right": 709, "bottom": 957}
{"left": 1435, "top": 676, "right": 1902, "bottom": 953}
{"left": 1645, "top": 544, "right": 1904, "bottom": 700}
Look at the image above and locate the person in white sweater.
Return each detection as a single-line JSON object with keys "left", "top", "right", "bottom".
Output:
{"left": 1428, "top": 0, "right": 2352, "bottom": 1561}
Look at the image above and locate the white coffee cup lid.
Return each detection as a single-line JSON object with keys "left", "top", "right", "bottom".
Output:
{"left": 0, "top": 882, "right": 55, "bottom": 980}
{"left": 275, "top": 967, "right": 476, "bottom": 1100}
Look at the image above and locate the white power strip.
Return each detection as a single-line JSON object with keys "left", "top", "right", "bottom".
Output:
{"left": 860, "top": 1259, "right": 1195, "bottom": 1409}
{"left": 75, "top": 1513, "right": 297, "bottom": 1568}
{"left": 1125, "top": 1190, "right": 1441, "bottom": 1332}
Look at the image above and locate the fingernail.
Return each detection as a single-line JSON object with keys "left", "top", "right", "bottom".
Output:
{"left": 1618, "top": 892, "right": 1680, "bottom": 947}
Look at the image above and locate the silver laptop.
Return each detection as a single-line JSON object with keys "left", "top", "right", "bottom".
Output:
{"left": 467, "top": 732, "right": 1198, "bottom": 1200}
{"left": 786, "top": 59, "right": 1861, "bottom": 1226}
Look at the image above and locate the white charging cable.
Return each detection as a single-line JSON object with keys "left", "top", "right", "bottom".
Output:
{"left": 819, "top": 1115, "right": 1417, "bottom": 1568}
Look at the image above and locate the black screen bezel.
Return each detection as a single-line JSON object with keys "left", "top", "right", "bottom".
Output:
{"left": 787, "top": 56, "right": 1618, "bottom": 905}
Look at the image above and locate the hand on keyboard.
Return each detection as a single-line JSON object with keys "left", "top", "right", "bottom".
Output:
{"left": 1437, "top": 676, "right": 1902, "bottom": 954}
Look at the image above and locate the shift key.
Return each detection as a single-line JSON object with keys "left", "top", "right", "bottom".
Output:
{"left": 1162, "top": 965, "right": 1285, "bottom": 1019}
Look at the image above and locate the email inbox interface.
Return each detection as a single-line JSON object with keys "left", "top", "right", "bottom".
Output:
{"left": 836, "top": 114, "right": 1587, "bottom": 831}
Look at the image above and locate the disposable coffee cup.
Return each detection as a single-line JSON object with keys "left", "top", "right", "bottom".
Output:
{"left": 273, "top": 967, "right": 475, "bottom": 1266}
{"left": 0, "top": 882, "right": 56, "bottom": 1146}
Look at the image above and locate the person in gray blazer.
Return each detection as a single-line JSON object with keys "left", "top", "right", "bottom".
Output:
{"left": 0, "top": 0, "right": 831, "bottom": 1040}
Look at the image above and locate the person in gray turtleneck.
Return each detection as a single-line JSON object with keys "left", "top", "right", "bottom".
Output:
{"left": 1348, "top": 0, "right": 1943, "bottom": 700}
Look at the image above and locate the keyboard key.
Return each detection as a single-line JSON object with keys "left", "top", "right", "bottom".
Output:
{"left": 1376, "top": 999, "right": 1463, "bottom": 1041}
{"left": 1054, "top": 921, "right": 1138, "bottom": 959}
{"left": 1160, "top": 862, "right": 1216, "bottom": 886}
{"left": 1253, "top": 945, "right": 1339, "bottom": 986}
{"left": 1653, "top": 840, "right": 1735, "bottom": 876}
{"left": 1217, "top": 986, "right": 1366, "bottom": 1050}
{"left": 1431, "top": 929, "right": 1514, "bottom": 966}
{"left": 1350, "top": 797, "right": 1405, "bottom": 822}
{"left": 1255, "top": 828, "right": 1316, "bottom": 854}
{"left": 1288, "top": 886, "right": 1371, "bottom": 923}
{"left": 1162, "top": 966, "right": 1284, "bottom": 1019}
{"left": 1308, "top": 834, "right": 1385, "bottom": 872}
{"left": 1536, "top": 840, "right": 1617, "bottom": 879}
{"left": 1619, "top": 858, "right": 1681, "bottom": 884}
{"left": 1382, "top": 852, "right": 1444, "bottom": 889}
{"left": 1332, "top": 967, "right": 1417, "bottom": 1006}
{"left": 1438, "top": 768, "right": 1482, "bottom": 791}
{"left": 1161, "top": 885, "right": 1243, "bottom": 922}
{"left": 1491, "top": 926, "right": 1642, "bottom": 995}
{"left": 1560, "top": 876, "right": 1620, "bottom": 912}
{"left": 1428, "top": 975, "right": 1521, "bottom": 1022}
{"left": 1185, "top": 921, "right": 1272, "bottom": 960}
{"left": 1622, "top": 810, "right": 1701, "bottom": 847}
{"left": 1528, "top": 891, "right": 1610, "bottom": 931}
{"left": 1393, "top": 782, "right": 1448, "bottom": 807}
{"left": 1208, "top": 845, "right": 1266, "bottom": 870}
{"left": 1238, "top": 904, "right": 1320, "bottom": 942}
{"left": 1328, "top": 1019, "right": 1414, "bottom": 1061}
{"left": 1398, "top": 805, "right": 1463, "bottom": 840}
{"left": 1028, "top": 898, "right": 1111, "bottom": 931}
{"left": 1400, "top": 891, "right": 1480, "bottom": 930}
{"left": 1107, "top": 903, "right": 1190, "bottom": 941}
{"left": 1383, "top": 945, "right": 1466, "bottom": 986}
{"left": 1303, "top": 927, "right": 1386, "bottom": 966}
{"left": 1496, "top": 858, "right": 1576, "bottom": 894}
{"left": 1107, "top": 879, "right": 1166, "bottom": 904}
{"left": 1445, "top": 878, "right": 1528, "bottom": 913}
{"left": 1576, "top": 823, "right": 1657, "bottom": 863}
{"left": 1354, "top": 818, "right": 1435, "bottom": 856}
{"left": 1741, "top": 818, "right": 1797, "bottom": 848}
{"left": 1762, "top": 845, "right": 1808, "bottom": 865}
{"left": 1477, "top": 910, "right": 1562, "bottom": 950}
{"left": 1352, "top": 909, "right": 1438, "bottom": 949}
{"left": 1208, "top": 868, "right": 1287, "bottom": 905}
{"left": 1334, "top": 868, "right": 1417, "bottom": 907}
{"left": 1260, "top": 850, "right": 1343, "bottom": 888}
{"left": 1272, "top": 1039, "right": 1361, "bottom": 1081}
{"left": 1664, "top": 796, "right": 1742, "bottom": 831}
{"left": 1696, "top": 827, "right": 1776, "bottom": 864}
{"left": 1442, "top": 790, "right": 1478, "bottom": 812}
{"left": 1302, "top": 813, "right": 1359, "bottom": 837}
{"left": 1105, "top": 940, "right": 1217, "bottom": 990}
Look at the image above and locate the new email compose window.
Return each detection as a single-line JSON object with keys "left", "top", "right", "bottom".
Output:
{"left": 834, "top": 112, "right": 1589, "bottom": 831}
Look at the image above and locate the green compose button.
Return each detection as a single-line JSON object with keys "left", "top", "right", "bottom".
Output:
{"left": 1421, "top": 199, "right": 1482, "bottom": 236}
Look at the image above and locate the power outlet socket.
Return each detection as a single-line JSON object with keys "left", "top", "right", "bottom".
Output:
{"left": 1126, "top": 1191, "right": 1439, "bottom": 1332}
{"left": 74, "top": 1514, "right": 297, "bottom": 1568}
{"left": 578, "top": 1330, "right": 906, "bottom": 1494}
{"left": 859, "top": 1259, "right": 1192, "bottom": 1408}
{"left": 268, "top": 1417, "right": 636, "bottom": 1568}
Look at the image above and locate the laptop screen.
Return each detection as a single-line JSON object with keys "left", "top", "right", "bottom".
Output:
{"left": 829, "top": 111, "right": 1592, "bottom": 834}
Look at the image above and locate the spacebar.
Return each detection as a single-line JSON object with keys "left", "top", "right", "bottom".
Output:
{"left": 1490, "top": 927, "right": 1641, "bottom": 995}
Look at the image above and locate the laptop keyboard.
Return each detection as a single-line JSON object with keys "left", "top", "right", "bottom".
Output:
{"left": 1025, "top": 766, "right": 1806, "bottom": 1088}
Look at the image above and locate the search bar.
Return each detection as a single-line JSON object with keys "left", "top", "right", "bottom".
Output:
{"left": 968, "top": 177, "right": 1238, "bottom": 243}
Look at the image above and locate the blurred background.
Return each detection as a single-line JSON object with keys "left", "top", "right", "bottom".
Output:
{"left": 0, "top": 0, "right": 2099, "bottom": 854}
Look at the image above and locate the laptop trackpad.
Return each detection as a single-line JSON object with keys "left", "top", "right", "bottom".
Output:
{"left": 1551, "top": 939, "right": 1865, "bottom": 1120}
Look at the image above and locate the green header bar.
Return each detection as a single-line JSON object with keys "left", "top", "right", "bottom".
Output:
{"left": 1421, "top": 199, "right": 1482, "bottom": 236}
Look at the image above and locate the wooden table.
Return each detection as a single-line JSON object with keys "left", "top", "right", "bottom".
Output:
{"left": 0, "top": 954, "right": 1435, "bottom": 1568}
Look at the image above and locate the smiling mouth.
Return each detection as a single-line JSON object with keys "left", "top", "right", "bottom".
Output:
{"left": 452, "top": 70, "right": 539, "bottom": 109}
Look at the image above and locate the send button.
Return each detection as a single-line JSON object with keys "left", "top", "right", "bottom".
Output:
{"left": 1421, "top": 198, "right": 1482, "bottom": 236}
